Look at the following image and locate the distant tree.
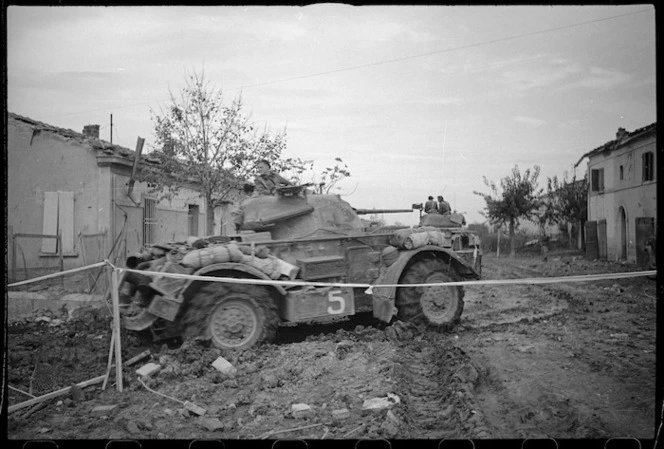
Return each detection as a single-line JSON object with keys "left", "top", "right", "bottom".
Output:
{"left": 474, "top": 165, "right": 543, "bottom": 257}
{"left": 139, "top": 69, "right": 287, "bottom": 235}
{"left": 367, "top": 213, "right": 387, "bottom": 228}
{"left": 547, "top": 173, "right": 588, "bottom": 250}
{"left": 277, "top": 157, "right": 351, "bottom": 194}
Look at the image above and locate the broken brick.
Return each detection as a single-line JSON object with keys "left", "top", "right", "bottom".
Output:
{"left": 135, "top": 363, "right": 161, "bottom": 378}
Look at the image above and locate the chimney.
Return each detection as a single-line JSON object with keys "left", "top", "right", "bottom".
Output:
{"left": 82, "top": 124, "right": 100, "bottom": 140}
{"left": 616, "top": 127, "right": 627, "bottom": 140}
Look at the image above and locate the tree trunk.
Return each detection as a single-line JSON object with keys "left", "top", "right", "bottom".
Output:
{"left": 509, "top": 220, "right": 516, "bottom": 258}
{"left": 206, "top": 194, "right": 216, "bottom": 236}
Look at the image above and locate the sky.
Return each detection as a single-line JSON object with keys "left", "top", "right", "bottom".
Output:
{"left": 7, "top": 5, "right": 656, "bottom": 226}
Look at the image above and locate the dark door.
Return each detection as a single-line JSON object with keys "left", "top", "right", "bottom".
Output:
{"left": 598, "top": 219, "right": 607, "bottom": 260}
{"left": 585, "top": 221, "right": 598, "bottom": 260}
{"left": 635, "top": 217, "right": 655, "bottom": 267}
{"left": 618, "top": 208, "right": 627, "bottom": 260}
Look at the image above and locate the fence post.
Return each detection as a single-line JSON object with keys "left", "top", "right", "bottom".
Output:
{"left": 58, "top": 231, "right": 64, "bottom": 288}
{"left": 109, "top": 266, "right": 124, "bottom": 392}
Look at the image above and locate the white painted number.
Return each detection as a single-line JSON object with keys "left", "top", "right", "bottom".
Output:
{"left": 327, "top": 290, "right": 346, "bottom": 315}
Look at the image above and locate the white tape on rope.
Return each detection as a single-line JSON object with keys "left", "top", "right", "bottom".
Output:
{"left": 7, "top": 260, "right": 656, "bottom": 290}
{"left": 7, "top": 261, "right": 108, "bottom": 288}
{"left": 119, "top": 267, "right": 657, "bottom": 290}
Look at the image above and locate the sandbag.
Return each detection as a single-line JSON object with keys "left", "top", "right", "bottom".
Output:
{"left": 389, "top": 228, "right": 413, "bottom": 248}
{"left": 274, "top": 257, "right": 300, "bottom": 280}
{"left": 426, "top": 230, "right": 445, "bottom": 246}
{"left": 226, "top": 243, "right": 244, "bottom": 262}
{"left": 182, "top": 245, "right": 231, "bottom": 269}
{"left": 404, "top": 231, "right": 429, "bottom": 250}
{"left": 236, "top": 244, "right": 271, "bottom": 258}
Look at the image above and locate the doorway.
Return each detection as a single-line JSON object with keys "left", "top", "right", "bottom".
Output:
{"left": 618, "top": 207, "right": 627, "bottom": 260}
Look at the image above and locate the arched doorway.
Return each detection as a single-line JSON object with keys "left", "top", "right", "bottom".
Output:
{"left": 618, "top": 206, "right": 627, "bottom": 260}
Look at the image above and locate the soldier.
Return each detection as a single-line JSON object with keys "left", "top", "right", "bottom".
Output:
{"left": 437, "top": 195, "right": 451, "bottom": 214}
{"left": 424, "top": 195, "right": 438, "bottom": 214}
{"left": 254, "top": 159, "right": 292, "bottom": 195}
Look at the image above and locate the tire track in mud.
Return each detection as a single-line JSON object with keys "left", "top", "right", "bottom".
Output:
{"left": 387, "top": 323, "right": 491, "bottom": 438}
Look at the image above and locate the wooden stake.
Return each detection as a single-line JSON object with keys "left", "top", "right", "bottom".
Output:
{"left": 8, "top": 375, "right": 107, "bottom": 414}
{"left": 104, "top": 346, "right": 150, "bottom": 391}
{"left": 101, "top": 330, "right": 116, "bottom": 390}
{"left": 125, "top": 350, "right": 151, "bottom": 366}
{"left": 110, "top": 268, "right": 124, "bottom": 391}
{"left": 9, "top": 385, "right": 35, "bottom": 398}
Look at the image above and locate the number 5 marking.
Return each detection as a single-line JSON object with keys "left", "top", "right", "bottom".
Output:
{"left": 327, "top": 290, "right": 346, "bottom": 314}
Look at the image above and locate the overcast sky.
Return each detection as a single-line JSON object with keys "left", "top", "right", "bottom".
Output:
{"left": 7, "top": 5, "right": 656, "bottom": 226}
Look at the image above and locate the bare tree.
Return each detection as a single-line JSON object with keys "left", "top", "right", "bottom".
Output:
{"left": 474, "top": 165, "right": 543, "bottom": 257}
{"left": 547, "top": 173, "right": 588, "bottom": 250}
{"left": 275, "top": 157, "right": 351, "bottom": 194}
{"left": 140, "top": 69, "right": 286, "bottom": 234}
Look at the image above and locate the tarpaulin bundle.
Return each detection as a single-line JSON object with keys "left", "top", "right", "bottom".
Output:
{"left": 182, "top": 243, "right": 244, "bottom": 269}
{"left": 389, "top": 228, "right": 413, "bottom": 248}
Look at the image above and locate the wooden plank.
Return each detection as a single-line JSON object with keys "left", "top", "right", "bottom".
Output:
{"left": 41, "top": 192, "right": 58, "bottom": 253}
{"left": 110, "top": 268, "right": 124, "bottom": 392}
{"left": 8, "top": 375, "right": 107, "bottom": 413}
{"left": 58, "top": 191, "right": 75, "bottom": 253}
{"left": 101, "top": 330, "right": 116, "bottom": 390}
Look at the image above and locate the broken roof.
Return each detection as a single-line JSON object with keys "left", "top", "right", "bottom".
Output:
{"left": 8, "top": 112, "right": 161, "bottom": 164}
{"left": 574, "top": 122, "right": 656, "bottom": 168}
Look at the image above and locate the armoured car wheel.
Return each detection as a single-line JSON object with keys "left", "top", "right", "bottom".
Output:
{"left": 181, "top": 282, "right": 278, "bottom": 350}
{"left": 396, "top": 257, "right": 464, "bottom": 330}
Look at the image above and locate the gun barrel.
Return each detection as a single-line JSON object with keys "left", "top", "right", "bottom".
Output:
{"left": 355, "top": 208, "right": 414, "bottom": 215}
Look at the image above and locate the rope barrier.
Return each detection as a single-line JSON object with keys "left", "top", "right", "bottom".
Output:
{"left": 7, "top": 261, "right": 107, "bottom": 288}
{"left": 118, "top": 266, "right": 656, "bottom": 289}
{"left": 7, "top": 259, "right": 657, "bottom": 290}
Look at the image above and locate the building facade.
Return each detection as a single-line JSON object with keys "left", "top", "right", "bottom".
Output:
{"left": 7, "top": 113, "right": 225, "bottom": 284}
{"left": 575, "top": 123, "right": 656, "bottom": 264}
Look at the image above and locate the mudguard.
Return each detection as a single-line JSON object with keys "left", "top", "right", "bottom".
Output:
{"left": 180, "top": 262, "right": 288, "bottom": 299}
{"left": 129, "top": 262, "right": 288, "bottom": 325}
{"left": 371, "top": 246, "right": 480, "bottom": 322}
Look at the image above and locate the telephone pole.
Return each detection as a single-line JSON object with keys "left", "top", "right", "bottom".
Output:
{"left": 110, "top": 114, "right": 113, "bottom": 144}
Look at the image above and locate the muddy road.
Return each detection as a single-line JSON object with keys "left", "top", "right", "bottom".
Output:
{"left": 6, "top": 252, "right": 658, "bottom": 443}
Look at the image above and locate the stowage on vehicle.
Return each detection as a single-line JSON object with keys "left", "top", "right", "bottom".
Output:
{"left": 120, "top": 185, "right": 482, "bottom": 350}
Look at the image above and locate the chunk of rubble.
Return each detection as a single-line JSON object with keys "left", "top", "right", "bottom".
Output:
{"left": 332, "top": 408, "right": 350, "bottom": 420}
{"left": 212, "top": 356, "right": 237, "bottom": 376}
{"left": 91, "top": 404, "right": 118, "bottom": 416}
{"left": 361, "top": 393, "right": 401, "bottom": 412}
{"left": 184, "top": 401, "right": 206, "bottom": 416}
{"left": 136, "top": 363, "right": 161, "bottom": 378}
{"left": 291, "top": 403, "right": 312, "bottom": 418}
{"left": 199, "top": 417, "right": 224, "bottom": 431}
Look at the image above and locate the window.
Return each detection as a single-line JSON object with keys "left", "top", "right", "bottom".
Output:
{"left": 188, "top": 204, "right": 200, "bottom": 236}
{"left": 643, "top": 151, "right": 655, "bottom": 181}
{"left": 143, "top": 198, "right": 157, "bottom": 246}
{"left": 619, "top": 165, "right": 624, "bottom": 180}
{"left": 591, "top": 168, "right": 604, "bottom": 192}
{"left": 41, "top": 191, "right": 75, "bottom": 254}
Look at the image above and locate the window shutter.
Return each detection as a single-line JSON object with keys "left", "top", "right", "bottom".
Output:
{"left": 58, "top": 191, "right": 75, "bottom": 253}
{"left": 41, "top": 191, "right": 75, "bottom": 253}
{"left": 41, "top": 192, "right": 58, "bottom": 253}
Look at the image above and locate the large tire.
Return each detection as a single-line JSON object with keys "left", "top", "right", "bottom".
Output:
{"left": 180, "top": 282, "right": 279, "bottom": 350}
{"left": 396, "top": 257, "right": 464, "bottom": 330}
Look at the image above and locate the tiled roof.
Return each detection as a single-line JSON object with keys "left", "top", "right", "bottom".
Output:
{"left": 8, "top": 112, "right": 161, "bottom": 164}
{"left": 574, "top": 122, "right": 656, "bottom": 167}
